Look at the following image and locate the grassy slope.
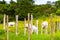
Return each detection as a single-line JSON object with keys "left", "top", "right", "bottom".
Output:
{"left": 0, "top": 17, "right": 60, "bottom": 40}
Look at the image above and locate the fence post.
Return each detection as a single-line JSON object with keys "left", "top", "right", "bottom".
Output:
{"left": 28, "top": 13, "right": 30, "bottom": 40}
{"left": 16, "top": 15, "right": 18, "bottom": 36}
{"left": 50, "top": 14, "right": 54, "bottom": 40}
{"left": 56, "top": 16, "right": 60, "bottom": 31}
{"left": 24, "top": 18, "right": 26, "bottom": 35}
{"left": 6, "top": 15, "right": 9, "bottom": 40}
{"left": 41, "top": 21, "right": 43, "bottom": 34}
{"left": 31, "top": 14, "right": 33, "bottom": 34}
{"left": 36, "top": 20, "right": 38, "bottom": 35}
{"left": 4, "top": 14, "right": 6, "bottom": 29}
{"left": 31, "top": 14, "right": 33, "bottom": 26}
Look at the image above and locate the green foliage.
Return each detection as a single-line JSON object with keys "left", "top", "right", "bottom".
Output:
{"left": 0, "top": 0, "right": 60, "bottom": 20}
{"left": 55, "top": 1, "right": 60, "bottom": 9}
{"left": 0, "top": 0, "right": 60, "bottom": 40}
{"left": 0, "top": 14, "right": 3, "bottom": 23}
{"left": 0, "top": 1, "right": 6, "bottom": 4}
{"left": 56, "top": 8, "right": 60, "bottom": 15}
{"left": 17, "top": 0, "right": 34, "bottom": 20}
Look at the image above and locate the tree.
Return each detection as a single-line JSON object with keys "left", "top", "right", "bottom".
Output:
{"left": 17, "top": 0, "right": 34, "bottom": 20}
{"left": 55, "top": 1, "right": 60, "bottom": 9}
{"left": 0, "top": 0, "right": 6, "bottom": 4}
{"left": 2, "top": 0, "right": 6, "bottom": 4}
{"left": 56, "top": 9, "right": 60, "bottom": 15}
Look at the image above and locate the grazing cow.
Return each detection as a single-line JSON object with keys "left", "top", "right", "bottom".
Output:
{"left": 42, "top": 21, "right": 48, "bottom": 29}
{"left": 25, "top": 23, "right": 38, "bottom": 35}
{"left": 8, "top": 22, "right": 15, "bottom": 27}
{"left": 41, "top": 21, "right": 48, "bottom": 34}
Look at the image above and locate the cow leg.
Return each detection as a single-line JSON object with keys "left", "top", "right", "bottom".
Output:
{"left": 35, "top": 29, "right": 38, "bottom": 35}
{"left": 31, "top": 29, "right": 33, "bottom": 34}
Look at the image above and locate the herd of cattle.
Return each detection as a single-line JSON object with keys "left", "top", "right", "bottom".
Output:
{"left": 8, "top": 21, "right": 48, "bottom": 34}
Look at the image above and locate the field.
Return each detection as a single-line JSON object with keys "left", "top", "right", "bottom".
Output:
{"left": 0, "top": 17, "right": 60, "bottom": 40}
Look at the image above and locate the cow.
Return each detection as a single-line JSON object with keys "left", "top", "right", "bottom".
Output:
{"left": 41, "top": 21, "right": 48, "bottom": 34}
{"left": 8, "top": 22, "right": 15, "bottom": 27}
{"left": 25, "top": 23, "right": 38, "bottom": 35}
{"left": 42, "top": 21, "right": 48, "bottom": 29}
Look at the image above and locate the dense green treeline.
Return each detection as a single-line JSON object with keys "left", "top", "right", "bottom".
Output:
{"left": 0, "top": 0, "right": 60, "bottom": 22}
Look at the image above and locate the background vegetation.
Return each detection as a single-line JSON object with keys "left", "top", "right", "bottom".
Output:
{"left": 0, "top": 0, "right": 60, "bottom": 40}
{"left": 0, "top": 0, "right": 60, "bottom": 21}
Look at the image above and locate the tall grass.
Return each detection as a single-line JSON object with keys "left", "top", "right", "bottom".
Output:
{"left": 0, "top": 17, "right": 60, "bottom": 40}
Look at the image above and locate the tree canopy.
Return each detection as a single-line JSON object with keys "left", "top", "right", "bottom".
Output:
{"left": 0, "top": 0, "right": 60, "bottom": 22}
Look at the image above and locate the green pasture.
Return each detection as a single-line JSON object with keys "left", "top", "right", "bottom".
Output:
{"left": 0, "top": 17, "right": 60, "bottom": 40}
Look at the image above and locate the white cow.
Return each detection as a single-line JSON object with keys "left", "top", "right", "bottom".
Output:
{"left": 42, "top": 21, "right": 48, "bottom": 29}
{"left": 8, "top": 22, "right": 15, "bottom": 27}
{"left": 25, "top": 23, "right": 38, "bottom": 35}
{"left": 41, "top": 21, "right": 48, "bottom": 34}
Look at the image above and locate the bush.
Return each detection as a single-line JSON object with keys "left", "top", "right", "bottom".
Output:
{"left": 0, "top": 14, "right": 3, "bottom": 23}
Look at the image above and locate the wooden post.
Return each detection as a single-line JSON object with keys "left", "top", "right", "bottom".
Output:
{"left": 4, "top": 14, "right": 6, "bottom": 29}
{"left": 54, "top": 21, "right": 55, "bottom": 33}
{"left": 36, "top": 20, "right": 38, "bottom": 35}
{"left": 16, "top": 15, "right": 18, "bottom": 35}
{"left": 24, "top": 18, "right": 26, "bottom": 35}
{"left": 57, "top": 16, "right": 59, "bottom": 31}
{"left": 50, "top": 14, "right": 54, "bottom": 40}
{"left": 41, "top": 21, "right": 43, "bottom": 34}
{"left": 6, "top": 15, "right": 9, "bottom": 40}
{"left": 31, "top": 14, "right": 33, "bottom": 26}
{"left": 30, "top": 14, "right": 33, "bottom": 34}
{"left": 28, "top": 13, "right": 30, "bottom": 40}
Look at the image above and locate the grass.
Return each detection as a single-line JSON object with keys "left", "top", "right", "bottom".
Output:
{"left": 0, "top": 17, "right": 60, "bottom": 40}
